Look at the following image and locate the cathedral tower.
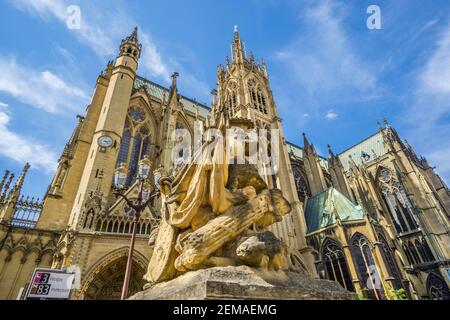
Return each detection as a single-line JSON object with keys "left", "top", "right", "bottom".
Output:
{"left": 38, "top": 62, "right": 117, "bottom": 230}
{"left": 215, "top": 27, "right": 317, "bottom": 274}
{"left": 67, "top": 28, "right": 142, "bottom": 230}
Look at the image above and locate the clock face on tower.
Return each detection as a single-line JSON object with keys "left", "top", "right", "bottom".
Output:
{"left": 98, "top": 135, "right": 114, "bottom": 148}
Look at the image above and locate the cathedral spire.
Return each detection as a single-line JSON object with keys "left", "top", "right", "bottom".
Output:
{"left": 119, "top": 26, "right": 142, "bottom": 60}
{"left": 327, "top": 144, "right": 342, "bottom": 165}
{"left": 1, "top": 173, "right": 14, "bottom": 203}
{"left": 302, "top": 133, "right": 327, "bottom": 195}
{"left": 348, "top": 155, "right": 360, "bottom": 173}
{"left": 382, "top": 116, "right": 390, "bottom": 128}
{"left": 327, "top": 144, "right": 334, "bottom": 158}
{"left": 9, "top": 163, "right": 30, "bottom": 199}
{"left": 327, "top": 144, "right": 340, "bottom": 166}
{"left": 232, "top": 25, "right": 244, "bottom": 65}
{"left": 169, "top": 72, "right": 179, "bottom": 103}
{"left": 303, "top": 133, "right": 311, "bottom": 152}
{"left": 0, "top": 170, "right": 10, "bottom": 196}
{"left": 377, "top": 120, "right": 383, "bottom": 132}
{"left": 123, "top": 26, "right": 140, "bottom": 46}
{"left": 129, "top": 26, "right": 138, "bottom": 42}
{"left": 211, "top": 89, "right": 218, "bottom": 112}
{"left": 171, "top": 71, "right": 179, "bottom": 89}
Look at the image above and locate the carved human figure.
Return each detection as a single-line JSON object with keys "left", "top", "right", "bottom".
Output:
{"left": 144, "top": 119, "right": 293, "bottom": 284}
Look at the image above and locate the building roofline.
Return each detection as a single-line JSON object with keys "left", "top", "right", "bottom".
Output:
{"left": 136, "top": 76, "right": 385, "bottom": 163}
{"left": 287, "top": 141, "right": 328, "bottom": 161}
{"left": 336, "top": 129, "right": 384, "bottom": 156}
{"left": 286, "top": 141, "right": 302, "bottom": 149}
{"left": 135, "top": 75, "right": 211, "bottom": 111}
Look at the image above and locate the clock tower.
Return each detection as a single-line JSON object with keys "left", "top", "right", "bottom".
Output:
{"left": 67, "top": 27, "right": 142, "bottom": 230}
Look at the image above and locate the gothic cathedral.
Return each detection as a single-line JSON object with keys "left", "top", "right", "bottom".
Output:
{"left": 0, "top": 28, "right": 449, "bottom": 300}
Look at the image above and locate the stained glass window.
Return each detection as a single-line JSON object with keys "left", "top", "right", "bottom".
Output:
{"left": 427, "top": 273, "right": 450, "bottom": 300}
{"left": 378, "top": 234, "right": 403, "bottom": 290}
{"left": 351, "top": 233, "right": 384, "bottom": 300}
{"left": 126, "top": 135, "right": 141, "bottom": 186}
{"left": 117, "top": 130, "right": 131, "bottom": 165}
{"left": 128, "top": 106, "right": 145, "bottom": 123}
{"left": 140, "top": 125, "right": 149, "bottom": 136}
{"left": 402, "top": 244, "right": 414, "bottom": 265}
{"left": 422, "top": 238, "right": 435, "bottom": 262}
{"left": 141, "top": 138, "right": 149, "bottom": 159}
{"left": 321, "top": 239, "right": 353, "bottom": 291}
{"left": 114, "top": 107, "right": 154, "bottom": 188}
{"left": 379, "top": 169, "right": 419, "bottom": 233}
{"left": 408, "top": 241, "right": 422, "bottom": 264}
{"left": 292, "top": 166, "right": 310, "bottom": 203}
{"left": 416, "top": 239, "right": 431, "bottom": 263}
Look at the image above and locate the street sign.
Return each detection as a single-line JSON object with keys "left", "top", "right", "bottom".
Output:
{"left": 25, "top": 268, "right": 75, "bottom": 300}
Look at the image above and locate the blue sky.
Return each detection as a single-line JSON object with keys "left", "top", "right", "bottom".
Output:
{"left": 1, "top": 0, "right": 450, "bottom": 198}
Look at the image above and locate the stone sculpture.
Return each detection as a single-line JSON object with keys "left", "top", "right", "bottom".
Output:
{"left": 144, "top": 122, "right": 293, "bottom": 284}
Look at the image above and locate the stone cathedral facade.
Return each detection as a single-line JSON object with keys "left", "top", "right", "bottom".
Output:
{"left": 0, "top": 28, "right": 449, "bottom": 300}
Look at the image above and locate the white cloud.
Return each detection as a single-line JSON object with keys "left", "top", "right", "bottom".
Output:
{"left": 10, "top": 0, "right": 116, "bottom": 55}
{"left": 324, "top": 110, "right": 338, "bottom": 120}
{"left": 275, "top": 1, "right": 378, "bottom": 96}
{"left": 8, "top": 0, "right": 208, "bottom": 97}
{"left": 139, "top": 32, "right": 171, "bottom": 81}
{"left": 0, "top": 102, "right": 8, "bottom": 108}
{"left": 10, "top": 0, "right": 169, "bottom": 75}
{"left": 420, "top": 25, "right": 450, "bottom": 94}
{"left": 56, "top": 46, "right": 76, "bottom": 64}
{"left": 0, "top": 55, "right": 89, "bottom": 114}
{"left": 0, "top": 105, "right": 57, "bottom": 173}
{"left": 405, "top": 21, "right": 450, "bottom": 184}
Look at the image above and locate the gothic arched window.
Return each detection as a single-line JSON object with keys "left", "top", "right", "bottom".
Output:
{"left": 292, "top": 164, "right": 310, "bottom": 203}
{"left": 117, "top": 127, "right": 131, "bottom": 165}
{"left": 421, "top": 237, "right": 435, "bottom": 262}
{"left": 408, "top": 241, "right": 422, "bottom": 264}
{"left": 115, "top": 106, "right": 153, "bottom": 187}
{"left": 378, "top": 168, "right": 419, "bottom": 234}
{"left": 427, "top": 273, "right": 450, "bottom": 300}
{"left": 321, "top": 239, "right": 353, "bottom": 291}
{"left": 247, "top": 79, "right": 268, "bottom": 115}
{"left": 402, "top": 243, "right": 414, "bottom": 266}
{"left": 416, "top": 239, "right": 429, "bottom": 263}
{"left": 378, "top": 234, "right": 403, "bottom": 290}
{"left": 350, "top": 233, "right": 384, "bottom": 300}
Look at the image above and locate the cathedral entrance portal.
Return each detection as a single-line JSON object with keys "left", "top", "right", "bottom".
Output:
{"left": 78, "top": 248, "right": 148, "bottom": 300}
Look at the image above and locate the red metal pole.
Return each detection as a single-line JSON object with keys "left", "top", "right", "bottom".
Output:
{"left": 120, "top": 213, "right": 139, "bottom": 300}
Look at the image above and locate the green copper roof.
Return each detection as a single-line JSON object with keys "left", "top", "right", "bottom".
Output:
{"left": 134, "top": 76, "right": 211, "bottom": 119}
{"left": 337, "top": 131, "right": 387, "bottom": 172}
{"left": 304, "top": 187, "right": 364, "bottom": 234}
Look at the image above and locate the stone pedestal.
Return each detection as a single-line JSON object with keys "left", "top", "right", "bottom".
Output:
{"left": 129, "top": 266, "right": 357, "bottom": 300}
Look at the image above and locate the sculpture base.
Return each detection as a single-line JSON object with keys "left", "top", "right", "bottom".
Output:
{"left": 129, "top": 266, "right": 357, "bottom": 300}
